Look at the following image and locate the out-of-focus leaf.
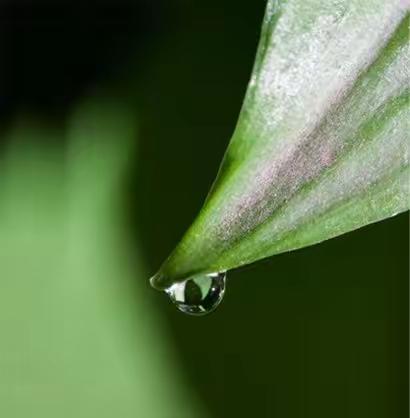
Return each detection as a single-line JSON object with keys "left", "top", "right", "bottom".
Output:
{"left": 0, "top": 102, "right": 205, "bottom": 417}
{"left": 152, "top": 0, "right": 409, "bottom": 289}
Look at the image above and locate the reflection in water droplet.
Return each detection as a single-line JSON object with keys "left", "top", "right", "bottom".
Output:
{"left": 165, "top": 272, "right": 226, "bottom": 316}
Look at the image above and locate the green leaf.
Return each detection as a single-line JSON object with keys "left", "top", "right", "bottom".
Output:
{"left": 0, "top": 103, "right": 206, "bottom": 418}
{"left": 151, "top": 0, "right": 409, "bottom": 290}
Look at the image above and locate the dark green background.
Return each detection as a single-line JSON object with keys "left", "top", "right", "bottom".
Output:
{"left": 1, "top": 1, "right": 408, "bottom": 417}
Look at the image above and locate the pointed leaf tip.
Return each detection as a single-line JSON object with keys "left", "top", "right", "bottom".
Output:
{"left": 153, "top": 0, "right": 410, "bottom": 288}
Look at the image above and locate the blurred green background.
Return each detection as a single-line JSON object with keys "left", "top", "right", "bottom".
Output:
{"left": 0, "top": 1, "right": 408, "bottom": 417}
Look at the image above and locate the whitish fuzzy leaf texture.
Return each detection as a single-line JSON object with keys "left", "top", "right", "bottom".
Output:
{"left": 151, "top": 0, "right": 410, "bottom": 290}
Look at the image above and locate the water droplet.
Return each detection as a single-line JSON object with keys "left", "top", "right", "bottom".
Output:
{"left": 165, "top": 272, "right": 226, "bottom": 316}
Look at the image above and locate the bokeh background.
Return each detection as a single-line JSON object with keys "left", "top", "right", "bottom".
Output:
{"left": 0, "top": 1, "right": 408, "bottom": 417}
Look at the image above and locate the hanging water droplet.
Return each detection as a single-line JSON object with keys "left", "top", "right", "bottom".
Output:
{"left": 164, "top": 272, "right": 226, "bottom": 316}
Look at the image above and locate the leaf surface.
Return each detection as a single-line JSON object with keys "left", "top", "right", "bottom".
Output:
{"left": 152, "top": 0, "right": 410, "bottom": 289}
